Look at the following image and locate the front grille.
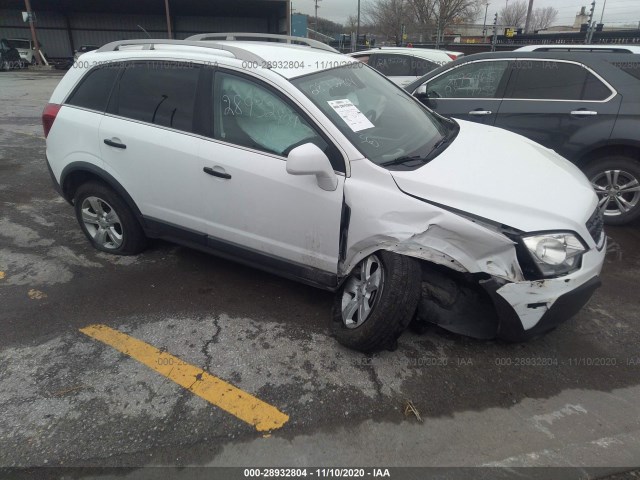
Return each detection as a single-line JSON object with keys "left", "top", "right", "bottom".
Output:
{"left": 586, "top": 208, "right": 604, "bottom": 244}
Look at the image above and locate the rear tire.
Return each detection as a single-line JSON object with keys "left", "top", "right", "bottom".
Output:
{"left": 332, "top": 251, "right": 421, "bottom": 353}
{"left": 584, "top": 156, "right": 640, "bottom": 226}
{"left": 74, "top": 182, "right": 147, "bottom": 255}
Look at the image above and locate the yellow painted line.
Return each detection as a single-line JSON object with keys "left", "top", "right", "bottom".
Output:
{"left": 79, "top": 324, "right": 289, "bottom": 431}
{"left": 0, "top": 271, "right": 5, "bottom": 280}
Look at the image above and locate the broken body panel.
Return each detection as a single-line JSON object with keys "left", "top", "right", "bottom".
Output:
{"left": 341, "top": 121, "right": 605, "bottom": 339}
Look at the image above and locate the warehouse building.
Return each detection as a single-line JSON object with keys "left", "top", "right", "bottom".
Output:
{"left": 0, "top": 0, "right": 289, "bottom": 58}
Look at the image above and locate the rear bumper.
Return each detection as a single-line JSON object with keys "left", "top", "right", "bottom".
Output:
{"left": 46, "top": 154, "right": 65, "bottom": 199}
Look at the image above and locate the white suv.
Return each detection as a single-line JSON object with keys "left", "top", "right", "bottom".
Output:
{"left": 44, "top": 34, "right": 606, "bottom": 352}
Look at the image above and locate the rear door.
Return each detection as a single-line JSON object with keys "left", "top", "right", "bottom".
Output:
{"left": 495, "top": 59, "right": 621, "bottom": 160}
{"left": 415, "top": 59, "right": 512, "bottom": 124}
{"left": 99, "top": 60, "right": 209, "bottom": 233}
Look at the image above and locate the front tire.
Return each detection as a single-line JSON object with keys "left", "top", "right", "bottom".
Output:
{"left": 584, "top": 156, "right": 640, "bottom": 225}
{"left": 332, "top": 251, "right": 421, "bottom": 353}
{"left": 74, "top": 182, "right": 147, "bottom": 255}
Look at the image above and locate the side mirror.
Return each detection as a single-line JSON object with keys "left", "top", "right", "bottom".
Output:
{"left": 414, "top": 84, "right": 427, "bottom": 96}
{"left": 286, "top": 143, "right": 338, "bottom": 192}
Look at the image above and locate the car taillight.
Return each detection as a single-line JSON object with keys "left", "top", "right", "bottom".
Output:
{"left": 447, "top": 53, "right": 458, "bottom": 60}
{"left": 42, "top": 103, "right": 61, "bottom": 138}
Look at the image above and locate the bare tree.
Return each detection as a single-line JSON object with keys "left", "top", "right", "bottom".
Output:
{"left": 499, "top": 0, "right": 528, "bottom": 27}
{"left": 408, "top": 0, "right": 481, "bottom": 41}
{"left": 364, "top": 0, "right": 415, "bottom": 45}
{"left": 531, "top": 6, "right": 558, "bottom": 31}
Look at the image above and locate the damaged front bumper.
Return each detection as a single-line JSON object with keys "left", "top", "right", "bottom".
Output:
{"left": 482, "top": 242, "right": 606, "bottom": 341}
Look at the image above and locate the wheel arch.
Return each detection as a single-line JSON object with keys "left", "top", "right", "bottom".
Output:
{"left": 60, "top": 162, "right": 146, "bottom": 228}
{"left": 577, "top": 143, "right": 640, "bottom": 168}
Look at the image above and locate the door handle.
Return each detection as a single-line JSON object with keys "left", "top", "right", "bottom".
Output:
{"left": 570, "top": 110, "right": 598, "bottom": 116}
{"left": 468, "top": 110, "right": 492, "bottom": 116}
{"left": 203, "top": 166, "right": 231, "bottom": 179}
{"left": 103, "top": 138, "right": 127, "bottom": 149}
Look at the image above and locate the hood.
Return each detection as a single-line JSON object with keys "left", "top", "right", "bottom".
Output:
{"left": 390, "top": 120, "right": 598, "bottom": 233}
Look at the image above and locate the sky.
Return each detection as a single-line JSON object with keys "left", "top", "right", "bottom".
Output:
{"left": 291, "top": 0, "right": 640, "bottom": 28}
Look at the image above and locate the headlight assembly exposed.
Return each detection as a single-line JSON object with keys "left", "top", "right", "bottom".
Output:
{"left": 522, "top": 232, "right": 586, "bottom": 278}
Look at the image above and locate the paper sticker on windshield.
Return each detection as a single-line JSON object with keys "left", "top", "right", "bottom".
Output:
{"left": 327, "top": 99, "right": 374, "bottom": 132}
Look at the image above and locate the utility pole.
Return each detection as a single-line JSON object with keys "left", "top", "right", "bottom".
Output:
{"left": 524, "top": 0, "right": 534, "bottom": 33}
{"left": 314, "top": 0, "right": 321, "bottom": 32}
{"left": 586, "top": 0, "right": 596, "bottom": 44}
{"left": 482, "top": 2, "right": 490, "bottom": 41}
{"left": 599, "top": 0, "right": 606, "bottom": 24}
{"left": 164, "top": 0, "right": 172, "bottom": 39}
{"left": 356, "top": 0, "right": 361, "bottom": 51}
{"left": 24, "top": 0, "right": 42, "bottom": 65}
{"left": 491, "top": 12, "right": 498, "bottom": 52}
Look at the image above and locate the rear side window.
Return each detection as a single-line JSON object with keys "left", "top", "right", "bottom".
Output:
{"left": 371, "top": 54, "right": 413, "bottom": 76}
{"left": 507, "top": 61, "right": 611, "bottom": 100}
{"left": 426, "top": 60, "right": 510, "bottom": 98}
{"left": 414, "top": 57, "right": 439, "bottom": 76}
{"left": 67, "top": 66, "right": 120, "bottom": 112}
{"left": 110, "top": 62, "right": 201, "bottom": 132}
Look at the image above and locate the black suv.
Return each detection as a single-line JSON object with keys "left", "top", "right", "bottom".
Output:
{"left": 406, "top": 52, "right": 640, "bottom": 225}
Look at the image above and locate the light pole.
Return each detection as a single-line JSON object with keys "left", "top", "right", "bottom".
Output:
{"left": 524, "top": 0, "right": 534, "bottom": 33}
{"left": 482, "top": 2, "right": 490, "bottom": 41}
{"left": 599, "top": 0, "right": 607, "bottom": 24}
{"left": 356, "top": 0, "right": 360, "bottom": 50}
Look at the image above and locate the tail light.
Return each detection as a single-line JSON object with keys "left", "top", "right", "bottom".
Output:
{"left": 447, "top": 53, "right": 458, "bottom": 60}
{"left": 42, "top": 103, "right": 62, "bottom": 138}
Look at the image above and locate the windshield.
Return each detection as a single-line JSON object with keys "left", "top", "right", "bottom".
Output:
{"left": 291, "top": 64, "right": 449, "bottom": 166}
{"left": 8, "top": 39, "right": 30, "bottom": 49}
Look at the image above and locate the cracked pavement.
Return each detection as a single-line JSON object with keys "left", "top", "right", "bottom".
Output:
{"left": 1, "top": 69, "right": 640, "bottom": 478}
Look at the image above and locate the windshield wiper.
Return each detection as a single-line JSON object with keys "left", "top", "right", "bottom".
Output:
{"left": 380, "top": 155, "right": 428, "bottom": 167}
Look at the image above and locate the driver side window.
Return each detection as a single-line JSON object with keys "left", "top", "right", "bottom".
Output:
{"left": 426, "top": 61, "right": 510, "bottom": 99}
{"left": 214, "top": 72, "right": 326, "bottom": 158}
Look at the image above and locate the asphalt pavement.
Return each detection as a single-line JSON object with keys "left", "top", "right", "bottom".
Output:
{"left": 1, "top": 69, "right": 640, "bottom": 479}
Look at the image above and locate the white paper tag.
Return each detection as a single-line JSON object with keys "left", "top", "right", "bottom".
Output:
{"left": 327, "top": 99, "right": 375, "bottom": 132}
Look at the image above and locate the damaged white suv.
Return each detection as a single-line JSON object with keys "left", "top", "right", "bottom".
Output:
{"left": 44, "top": 34, "right": 606, "bottom": 352}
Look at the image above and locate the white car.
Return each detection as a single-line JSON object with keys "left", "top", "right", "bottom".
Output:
{"left": 515, "top": 44, "right": 640, "bottom": 54}
{"left": 7, "top": 38, "right": 45, "bottom": 65}
{"left": 43, "top": 34, "right": 605, "bottom": 352}
{"left": 349, "top": 47, "right": 455, "bottom": 87}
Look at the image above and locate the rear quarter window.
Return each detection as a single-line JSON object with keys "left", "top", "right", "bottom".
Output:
{"left": 66, "top": 66, "right": 120, "bottom": 112}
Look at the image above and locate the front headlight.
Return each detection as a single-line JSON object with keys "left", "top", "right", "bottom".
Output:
{"left": 522, "top": 232, "right": 586, "bottom": 278}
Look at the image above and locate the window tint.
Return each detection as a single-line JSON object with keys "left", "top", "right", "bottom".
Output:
{"left": 414, "top": 57, "right": 439, "bottom": 76}
{"left": 427, "top": 61, "right": 509, "bottom": 98}
{"left": 371, "top": 54, "right": 413, "bottom": 76}
{"left": 67, "top": 66, "right": 120, "bottom": 112}
{"left": 111, "top": 62, "right": 200, "bottom": 132}
{"left": 583, "top": 72, "right": 612, "bottom": 100}
{"left": 214, "top": 72, "right": 338, "bottom": 165}
{"left": 507, "top": 61, "right": 594, "bottom": 100}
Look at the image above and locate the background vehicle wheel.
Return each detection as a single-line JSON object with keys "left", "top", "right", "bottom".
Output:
{"left": 332, "top": 251, "right": 421, "bottom": 353}
{"left": 584, "top": 156, "right": 640, "bottom": 225}
{"left": 74, "top": 182, "right": 147, "bottom": 255}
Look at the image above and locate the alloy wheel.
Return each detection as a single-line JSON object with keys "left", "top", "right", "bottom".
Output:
{"left": 341, "top": 254, "right": 384, "bottom": 329}
{"left": 80, "top": 196, "right": 124, "bottom": 250}
{"left": 591, "top": 169, "right": 640, "bottom": 218}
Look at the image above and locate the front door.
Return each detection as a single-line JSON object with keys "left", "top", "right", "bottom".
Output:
{"left": 199, "top": 70, "right": 346, "bottom": 278}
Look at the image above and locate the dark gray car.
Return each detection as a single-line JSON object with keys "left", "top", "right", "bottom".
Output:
{"left": 406, "top": 52, "right": 640, "bottom": 225}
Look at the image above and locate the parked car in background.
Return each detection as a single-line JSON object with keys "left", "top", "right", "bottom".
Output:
{"left": 515, "top": 44, "right": 640, "bottom": 54}
{"left": 406, "top": 51, "right": 640, "bottom": 225}
{"left": 349, "top": 47, "right": 454, "bottom": 87}
{"left": 74, "top": 45, "right": 99, "bottom": 61}
{"left": 44, "top": 35, "right": 605, "bottom": 351}
{"left": 1, "top": 38, "right": 22, "bottom": 70}
{"left": 7, "top": 38, "right": 46, "bottom": 65}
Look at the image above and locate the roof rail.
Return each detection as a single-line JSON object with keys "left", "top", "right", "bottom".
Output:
{"left": 95, "top": 39, "right": 265, "bottom": 64}
{"left": 185, "top": 33, "right": 339, "bottom": 53}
